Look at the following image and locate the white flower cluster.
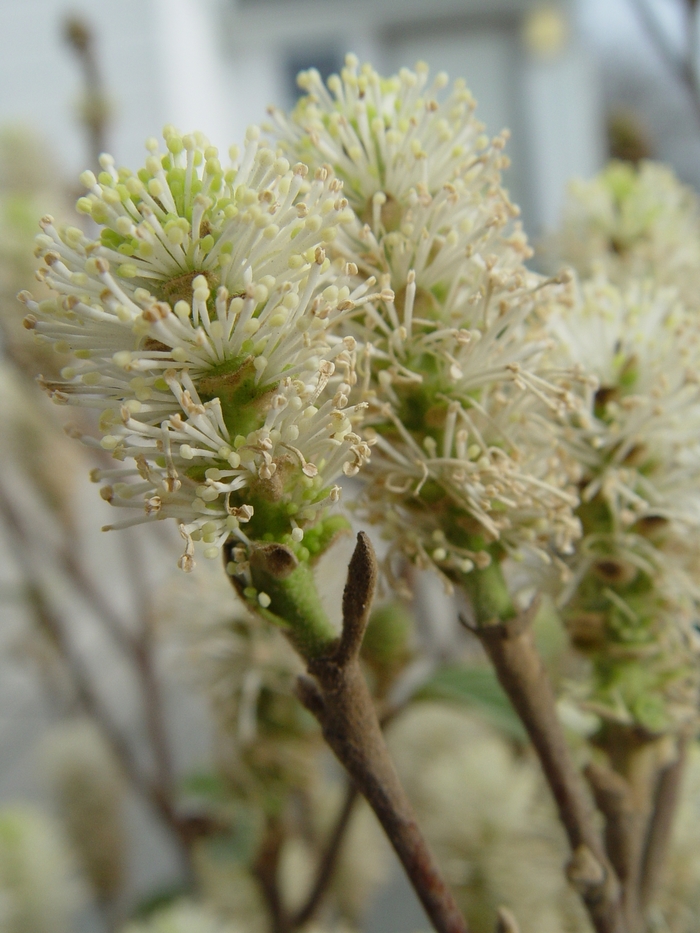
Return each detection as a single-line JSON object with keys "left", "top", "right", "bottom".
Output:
{"left": 553, "top": 279, "right": 700, "bottom": 534}
{"left": 549, "top": 275, "right": 700, "bottom": 730}
{"left": 546, "top": 160, "right": 700, "bottom": 311}
{"left": 22, "top": 127, "right": 376, "bottom": 568}
{"left": 271, "top": 56, "right": 582, "bottom": 586}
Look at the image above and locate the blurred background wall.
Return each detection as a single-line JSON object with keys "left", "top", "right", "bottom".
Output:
{"left": 0, "top": 0, "right": 604, "bottom": 236}
{"left": 2, "top": 0, "right": 697, "bottom": 227}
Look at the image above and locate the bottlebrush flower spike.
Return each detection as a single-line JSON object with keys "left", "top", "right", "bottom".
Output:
{"left": 21, "top": 127, "right": 376, "bottom": 568}
{"left": 271, "top": 58, "right": 583, "bottom": 587}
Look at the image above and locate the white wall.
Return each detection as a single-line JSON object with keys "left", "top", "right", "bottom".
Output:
{"left": 0, "top": 0, "right": 234, "bottom": 178}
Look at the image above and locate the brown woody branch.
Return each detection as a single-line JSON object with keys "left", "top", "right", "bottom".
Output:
{"left": 585, "top": 757, "right": 648, "bottom": 933}
{"left": 297, "top": 533, "right": 470, "bottom": 933}
{"left": 586, "top": 726, "right": 681, "bottom": 933}
{"left": 640, "top": 736, "right": 688, "bottom": 911}
{"left": 470, "top": 609, "right": 626, "bottom": 933}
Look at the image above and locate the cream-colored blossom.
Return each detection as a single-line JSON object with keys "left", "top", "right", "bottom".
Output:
{"left": 550, "top": 278, "right": 700, "bottom": 731}
{"left": 272, "top": 58, "right": 581, "bottom": 586}
{"left": 269, "top": 55, "right": 527, "bottom": 318}
{"left": 0, "top": 128, "right": 70, "bottom": 380}
{"left": 544, "top": 160, "right": 700, "bottom": 310}
{"left": 22, "top": 128, "right": 376, "bottom": 567}
{"left": 552, "top": 279, "right": 700, "bottom": 535}
{"left": 269, "top": 55, "right": 495, "bottom": 209}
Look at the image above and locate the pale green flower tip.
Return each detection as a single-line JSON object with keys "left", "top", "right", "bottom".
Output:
{"left": 79, "top": 169, "right": 96, "bottom": 189}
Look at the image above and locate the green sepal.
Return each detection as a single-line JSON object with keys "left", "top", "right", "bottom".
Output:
{"left": 303, "top": 513, "right": 351, "bottom": 562}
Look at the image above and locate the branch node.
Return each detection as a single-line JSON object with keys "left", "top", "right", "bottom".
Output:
{"left": 566, "top": 844, "right": 607, "bottom": 895}
{"left": 250, "top": 542, "right": 299, "bottom": 579}
{"left": 495, "top": 906, "right": 521, "bottom": 933}
{"left": 584, "top": 762, "right": 633, "bottom": 819}
{"left": 473, "top": 597, "right": 541, "bottom": 644}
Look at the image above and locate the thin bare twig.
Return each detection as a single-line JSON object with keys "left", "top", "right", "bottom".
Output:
{"left": 133, "top": 620, "right": 177, "bottom": 806}
{"left": 472, "top": 610, "right": 625, "bottom": 933}
{"left": 297, "top": 533, "right": 470, "bottom": 933}
{"left": 63, "top": 16, "right": 109, "bottom": 171}
{"left": 585, "top": 746, "right": 656, "bottom": 933}
{"left": 584, "top": 762, "right": 636, "bottom": 903}
{"left": 252, "top": 816, "right": 290, "bottom": 933}
{"left": 640, "top": 736, "right": 688, "bottom": 910}
{"left": 121, "top": 531, "right": 178, "bottom": 809}
{"left": 629, "top": 0, "right": 700, "bottom": 127}
{"left": 58, "top": 543, "right": 136, "bottom": 656}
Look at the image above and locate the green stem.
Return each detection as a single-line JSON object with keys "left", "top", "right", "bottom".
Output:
{"left": 226, "top": 515, "right": 351, "bottom": 660}
{"left": 461, "top": 557, "right": 516, "bottom": 625}
{"left": 251, "top": 557, "right": 338, "bottom": 659}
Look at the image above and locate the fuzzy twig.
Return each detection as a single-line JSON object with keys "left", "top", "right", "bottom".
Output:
{"left": 297, "top": 533, "right": 470, "bottom": 933}
{"left": 471, "top": 610, "right": 625, "bottom": 933}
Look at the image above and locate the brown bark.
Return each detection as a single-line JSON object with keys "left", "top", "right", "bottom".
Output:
{"left": 473, "top": 612, "right": 626, "bottom": 933}
{"left": 640, "top": 737, "right": 688, "bottom": 912}
{"left": 297, "top": 533, "right": 470, "bottom": 933}
{"left": 587, "top": 728, "right": 682, "bottom": 933}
